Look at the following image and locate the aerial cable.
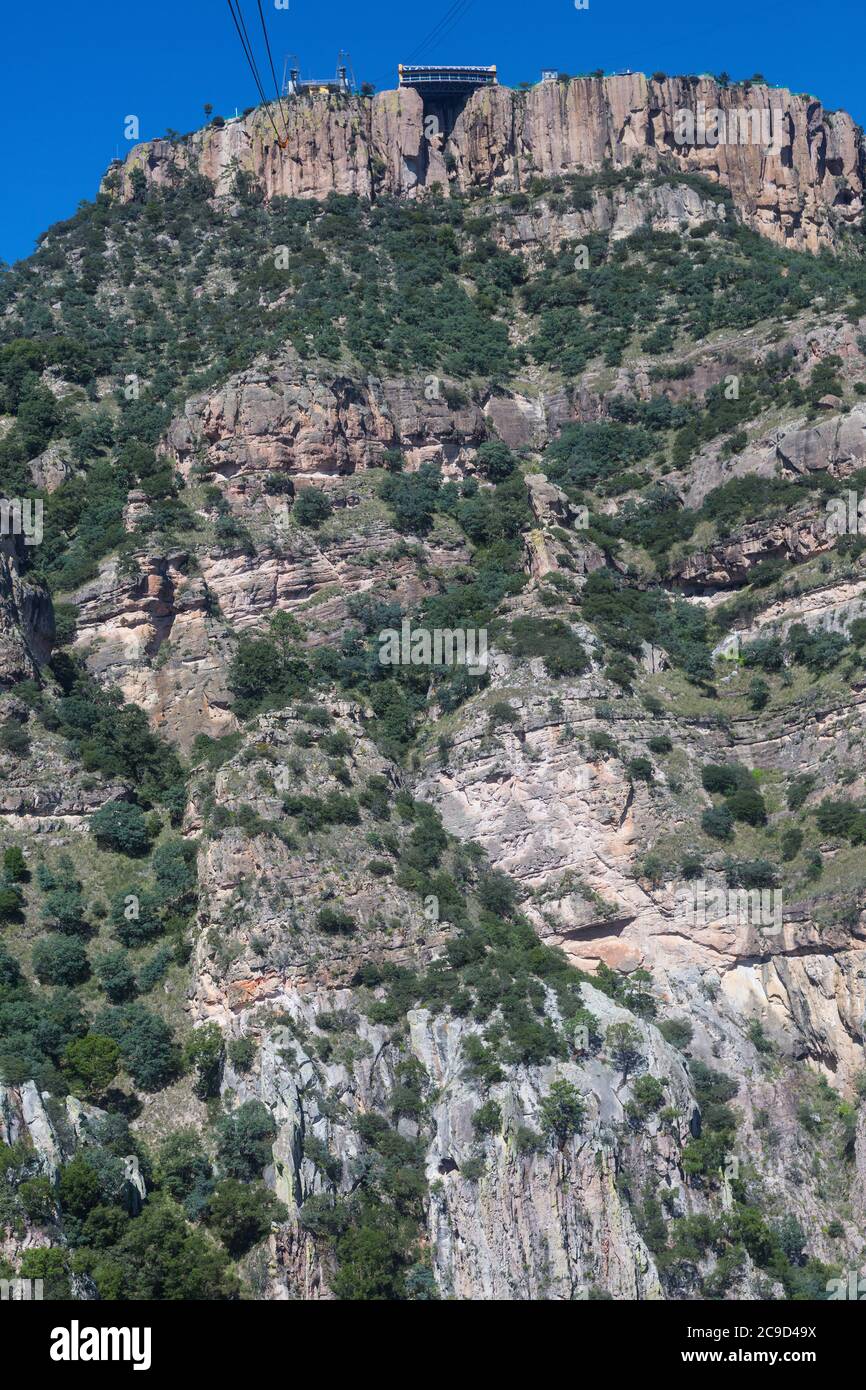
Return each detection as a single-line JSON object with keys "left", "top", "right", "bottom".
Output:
{"left": 407, "top": 0, "right": 469, "bottom": 61}
{"left": 233, "top": 0, "right": 269, "bottom": 99}
{"left": 227, "top": 0, "right": 280, "bottom": 133}
{"left": 226, "top": 0, "right": 282, "bottom": 138}
{"left": 225, "top": 0, "right": 286, "bottom": 147}
{"left": 407, "top": 0, "right": 474, "bottom": 63}
{"left": 227, "top": 0, "right": 267, "bottom": 101}
{"left": 367, "top": 0, "right": 474, "bottom": 92}
{"left": 420, "top": 0, "right": 477, "bottom": 59}
{"left": 256, "top": 0, "right": 292, "bottom": 143}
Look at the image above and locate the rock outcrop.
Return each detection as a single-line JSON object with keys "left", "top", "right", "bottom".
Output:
{"left": 669, "top": 511, "right": 833, "bottom": 590}
{"left": 777, "top": 406, "right": 866, "bottom": 475}
{"left": 104, "top": 76, "right": 866, "bottom": 252}
{"left": 163, "top": 366, "right": 487, "bottom": 482}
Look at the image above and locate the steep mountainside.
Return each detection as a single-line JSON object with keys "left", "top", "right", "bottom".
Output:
{"left": 3, "top": 68, "right": 866, "bottom": 1301}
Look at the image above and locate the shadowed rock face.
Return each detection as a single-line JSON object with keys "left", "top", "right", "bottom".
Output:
{"left": 0, "top": 536, "right": 54, "bottom": 686}
{"left": 106, "top": 75, "right": 865, "bottom": 252}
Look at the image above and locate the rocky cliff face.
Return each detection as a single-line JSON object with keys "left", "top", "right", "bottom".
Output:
{"left": 0, "top": 1082, "right": 145, "bottom": 1286}
{"left": 181, "top": 645, "right": 866, "bottom": 1298}
{"left": 414, "top": 631, "right": 866, "bottom": 1089}
{"left": 6, "top": 66, "right": 866, "bottom": 1304}
{"left": 105, "top": 75, "right": 865, "bottom": 252}
{"left": 183, "top": 710, "right": 749, "bottom": 1300}
{"left": 249, "top": 988, "right": 679, "bottom": 1300}
{"left": 163, "top": 366, "right": 487, "bottom": 481}
{"left": 0, "top": 537, "right": 54, "bottom": 687}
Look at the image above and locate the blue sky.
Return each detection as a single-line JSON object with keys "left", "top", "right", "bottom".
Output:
{"left": 3, "top": 0, "right": 864, "bottom": 264}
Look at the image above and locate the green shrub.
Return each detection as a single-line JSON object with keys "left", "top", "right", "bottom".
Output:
{"left": 95, "top": 948, "right": 137, "bottom": 1003}
{"left": 513, "top": 1125, "right": 543, "bottom": 1154}
{"left": 477, "top": 871, "right": 518, "bottom": 918}
{"left": 380, "top": 464, "right": 442, "bottom": 534}
{"left": 488, "top": 701, "right": 519, "bottom": 729}
{"left": 136, "top": 945, "right": 173, "bottom": 993}
{"left": 321, "top": 729, "right": 353, "bottom": 758}
{"left": 628, "top": 756, "right": 654, "bottom": 783}
{"left": 724, "top": 859, "right": 779, "bottom": 889}
{"left": 32, "top": 935, "right": 90, "bottom": 986}
{"left": 815, "top": 798, "right": 865, "bottom": 840}
{"left": 606, "top": 1022, "right": 644, "bottom": 1078}
{"left": 702, "top": 805, "right": 734, "bottom": 840}
{"left": 507, "top": 617, "right": 587, "bottom": 677}
{"left": 93, "top": 1004, "right": 179, "bottom": 1091}
{"left": 647, "top": 736, "right": 673, "bottom": 754}
{"left": 184, "top": 1022, "right": 225, "bottom": 1100}
{"left": 0, "top": 882, "right": 25, "bottom": 922}
{"left": 62, "top": 1035, "right": 121, "bottom": 1098}
{"left": 205, "top": 1178, "right": 286, "bottom": 1256}
{"left": 19, "top": 1246, "right": 71, "bottom": 1299}
{"left": 472, "top": 1100, "right": 502, "bottom": 1136}
{"left": 0, "top": 722, "right": 30, "bottom": 757}
{"left": 90, "top": 801, "right": 151, "bottom": 856}
{"left": 151, "top": 837, "right": 197, "bottom": 905}
{"left": 787, "top": 774, "right": 815, "bottom": 812}
{"left": 539, "top": 1078, "right": 586, "bottom": 1145}
{"left": 475, "top": 440, "right": 516, "bottom": 482}
{"left": 747, "top": 676, "right": 770, "bottom": 711}
{"left": 2, "top": 847, "right": 28, "bottom": 882}
{"left": 317, "top": 905, "right": 357, "bottom": 934}
{"left": 105, "top": 1198, "right": 237, "bottom": 1299}
{"left": 701, "top": 763, "right": 744, "bottom": 796}
{"left": 604, "top": 656, "right": 636, "bottom": 690}
{"left": 226, "top": 1036, "right": 256, "bottom": 1073}
{"left": 726, "top": 785, "right": 767, "bottom": 826}
{"left": 293, "top": 488, "right": 333, "bottom": 527}
{"left": 156, "top": 1128, "right": 214, "bottom": 1209}
{"left": 110, "top": 890, "right": 164, "bottom": 948}
{"left": 264, "top": 473, "right": 294, "bottom": 495}
{"left": 41, "top": 885, "right": 88, "bottom": 935}
{"left": 216, "top": 1100, "right": 277, "bottom": 1180}
{"left": 589, "top": 730, "right": 617, "bottom": 754}
{"left": 786, "top": 623, "right": 849, "bottom": 673}
{"left": 630, "top": 1074, "right": 666, "bottom": 1112}
{"left": 741, "top": 637, "right": 784, "bottom": 672}
{"left": 658, "top": 1018, "right": 693, "bottom": 1050}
